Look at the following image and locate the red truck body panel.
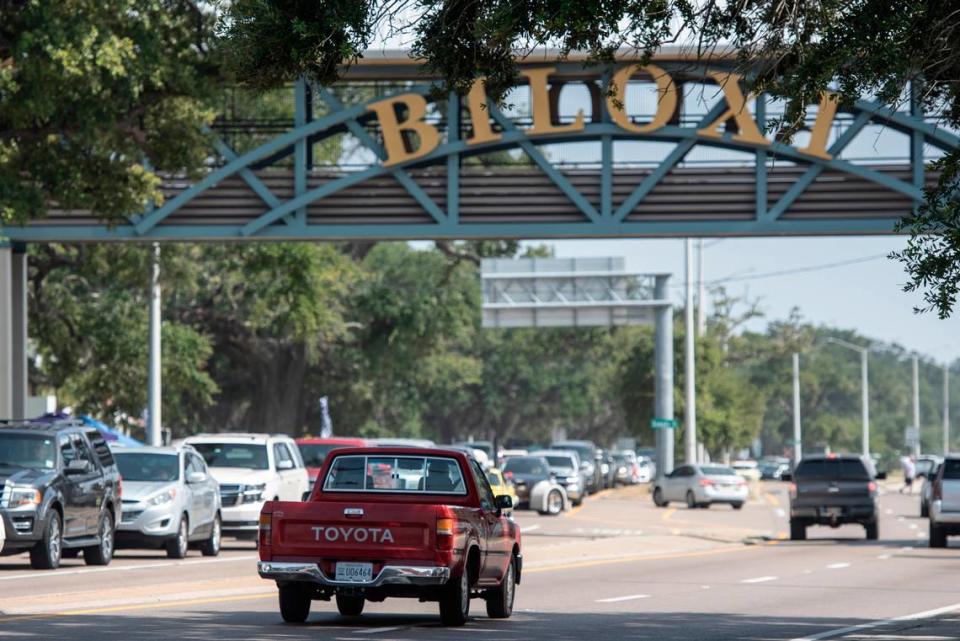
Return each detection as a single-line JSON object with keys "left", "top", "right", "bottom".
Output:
{"left": 260, "top": 448, "right": 521, "bottom": 588}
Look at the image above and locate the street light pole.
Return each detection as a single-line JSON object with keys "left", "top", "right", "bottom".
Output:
{"left": 913, "top": 354, "right": 921, "bottom": 457}
{"left": 684, "top": 238, "right": 697, "bottom": 464}
{"left": 696, "top": 239, "right": 706, "bottom": 337}
{"left": 944, "top": 364, "right": 951, "bottom": 455}
{"left": 147, "top": 242, "right": 162, "bottom": 447}
{"left": 825, "top": 337, "right": 870, "bottom": 458}
{"left": 793, "top": 352, "right": 802, "bottom": 464}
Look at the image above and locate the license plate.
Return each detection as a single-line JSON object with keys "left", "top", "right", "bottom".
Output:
{"left": 823, "top": 507, "right": 843, "bottom": 517}
{"left": 335, "top": 562, "right": 374, "bottom": 583}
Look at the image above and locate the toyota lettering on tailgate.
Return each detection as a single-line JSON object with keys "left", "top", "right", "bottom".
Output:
{"left": 311, "top": 526, "right": 395, "bottom": 544}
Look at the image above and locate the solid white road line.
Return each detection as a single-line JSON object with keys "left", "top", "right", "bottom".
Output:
{"left": 741, "top": 576, "right": 778, "bottom": 584}
{"left": 0, "top": 554, "right": 258, "bottom": 582}
{"left": 354, "top": 627, "right": 403, "bottom": 634}
{"left": 825, "top": 563, "right": 850, "bottom": 569}
{"left": 790, "top": 601, "right": 960, "bottom": 641}
{"left": 523, "top": 524, "right": 541, "bottom": 533}
{"left": 596, "top": 594, "right": 651, "bottom": 603}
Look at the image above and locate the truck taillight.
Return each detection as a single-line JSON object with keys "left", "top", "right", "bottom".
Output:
{"left": 437, "top": 512, "right": 455, "bottom": 550}
{"left": 117, "top": 476, "right": 123, "bottom": 499}
{"left": 867, "top": 481, "right": 878, "bottom": 493}
{"left": 789, "top": 483, "right": 797, "bottom": 499}
{"left": 259, "top": 513, "right": 272, "bottom": 547}
{"left": 933, "top": 480, "right": 943, "bottom": 501}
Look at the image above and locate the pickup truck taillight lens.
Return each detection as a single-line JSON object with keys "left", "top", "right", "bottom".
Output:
{"left": 867, "top": 481, "right": 878, "bottom": 493}
{"left": 933, "top": 481, "right": 943, "bottom": 501}
{"left": 436, "top": 514, "right": 455, "bottom": 550}
{"left": 789, "top": 483, "right": 797, "bottom": 499}
{"left": 259, "top": 513, "right": 272, "bottom": 547}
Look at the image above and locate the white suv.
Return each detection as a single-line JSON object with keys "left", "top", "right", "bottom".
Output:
{"left": 184, "top": 433, "right": 308, "bottom": 540}
{"left": 929, "top": 455, "right": 960, "bottom": 548}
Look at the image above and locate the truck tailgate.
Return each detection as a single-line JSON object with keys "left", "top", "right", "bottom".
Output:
{"left": 266, "top": 500, "right": 438, "bottom": 562}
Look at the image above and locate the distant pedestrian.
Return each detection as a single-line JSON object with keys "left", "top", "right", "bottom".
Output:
{"left": 899, "top": 455, "right": 916, "bottom": 494}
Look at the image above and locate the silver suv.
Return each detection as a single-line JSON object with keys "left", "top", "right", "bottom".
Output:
{"left": 114, "top": 445, "right": 222, "bottom": 558}
{"left": 929, "top": 455, "right": 960, "bottom": 548}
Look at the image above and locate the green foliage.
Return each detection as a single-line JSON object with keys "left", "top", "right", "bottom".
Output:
{"left": 0, "top": 0, "right": 220, "bottom": 225}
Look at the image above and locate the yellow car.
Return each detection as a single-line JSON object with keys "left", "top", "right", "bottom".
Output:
{"left": 486, "top": 468, "right": 518, "bottom": 509}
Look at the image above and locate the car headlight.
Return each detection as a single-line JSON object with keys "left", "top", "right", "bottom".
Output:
{"left": 242, "top": 484, "right": 266, "bottom": 503}
{"left": 7, "top": 486, "right": 42, "bottom": 509}
{"left": 147, "top": 489, "right": 177, "bottom": 506}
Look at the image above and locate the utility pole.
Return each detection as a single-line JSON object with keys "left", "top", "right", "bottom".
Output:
{"left": 696, "top": 239, "right": 706, "bottom": 337}
{"left": 147, "top": 243, "right": 162, "bottom": 447}
{"left": 684, "top": 239, "right": 697, "bottom": 464}
{"left": 913, "top": 354, "right": 921, "bottom": 457}
{"left": 793, "top": 352, "right": 802, "bottom": 465}
{"left": 825, "top": 337, "right": 870, "bottom": 458}
{"left": 654, "top": 275, "right": 675, "bottom": 479}
{"left": 944, "top": 364, "right": 951, "bottom": 455}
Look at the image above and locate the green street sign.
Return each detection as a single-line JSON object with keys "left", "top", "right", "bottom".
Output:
{"left": 650, "top": 417, "right": 678, "bottom": 430}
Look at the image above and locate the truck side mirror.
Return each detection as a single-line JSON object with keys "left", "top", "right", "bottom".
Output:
{"left": 65, "top": 459, "right": 90, "bottom": 474}
{"left": 495, "top": 495, "right": 513, "bottom": 511}
{"left": 276, "top": 460, "right": 294, "bottom": 471}
{"left": 780, "top": 472, "right": 793, "bottom": 482}
{"left": 875, "top": 472, "right": 887, "bottom": 481}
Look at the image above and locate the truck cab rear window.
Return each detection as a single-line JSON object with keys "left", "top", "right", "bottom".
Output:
{"left": 943, "top": 459, "right": 960, "bottom": 480}
{"left": 796, "top": 459, "right": 870, "bottom": 481}
{"left": 323, "top": 455, "right": 467, "bottom": 495}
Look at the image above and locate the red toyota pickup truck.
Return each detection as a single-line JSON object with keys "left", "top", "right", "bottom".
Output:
{"left": 257, "top": 447, "right": 522, "bottom": 626}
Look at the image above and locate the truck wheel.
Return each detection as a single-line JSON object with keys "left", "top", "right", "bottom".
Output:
{"left": 653, "top": 487, "right": 668, "bottom": 507}
{"left": 200, "top": 514, "right": 221, "bottom": 557}
{"left": 278, "top": 584, "right": 311, "bottom": 623}
{"left": 864, "top": 521, "right": 879, "bottom": 541}
{"left": 921, "top": 502, "right": 929, "bottom": 518}
{"left": 930, "top": 521, "right": 947, "bottom": 548}
{"left": 84, "top": 512, "right": 114, "bottom": 566}
{"left": 789, "top": 520, "right": 806, "bottom": 541}
{"left": 731, "top": 502, "right": 743, "bottom": 510}
{"left": 166, "top": 516, "right": 189, "bottom": 559}
{"left": 485, "top": 555, "right": 516, "bottom": 619}
{"left": 30, "top": 511, "right": 63, "bottom": 570}
{"left": 439, "top": 569, "right": 470, "bottom": 626}
{"left": 336, "top": 594, "right": 364, "bottom": 616}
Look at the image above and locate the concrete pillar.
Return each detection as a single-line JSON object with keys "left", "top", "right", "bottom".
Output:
{"left": 0, "top": 243, "right": 27, "bottom": 419}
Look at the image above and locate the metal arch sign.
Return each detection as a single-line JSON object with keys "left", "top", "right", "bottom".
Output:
{"left": 4, "top": 56, "right": 960, "bottom": 243}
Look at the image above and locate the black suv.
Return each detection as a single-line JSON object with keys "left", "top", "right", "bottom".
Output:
{"left": 786, "top": 454, "right": 882, "bottom": 541}
{"left": 0, "top": 419, "right": 122, "bottom": 569}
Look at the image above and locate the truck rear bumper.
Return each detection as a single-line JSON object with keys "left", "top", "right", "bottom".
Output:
{"left": 258, "top": 562, "right": 451, "bottom": 588}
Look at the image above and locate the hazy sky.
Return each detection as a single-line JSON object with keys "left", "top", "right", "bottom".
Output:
{"left": 522, "top": 235, "right": 960, "bottom": 363}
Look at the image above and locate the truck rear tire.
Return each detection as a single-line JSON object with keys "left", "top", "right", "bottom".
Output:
{"left": 864, "top": 520, "right": 879, "bottom": 541}
{"left": 930, "top": 521, "right": 948, "bottom": 548}
{"left": 278, "top": 584, "right": 311, "bottom": 623}
{"left": 84, "top": 512, "right": 114, "bottom": 566}
{"left": 485, "top": 555, "right": 516, "bottom": 619}
{"left": 439, "top": 570, "right": 470, "bottom": 626}
{"left": 789, "top": 520, "right": 806, "bottom": 541}
{"left": 336, "top": 594, "right": 364, "bottom": 616}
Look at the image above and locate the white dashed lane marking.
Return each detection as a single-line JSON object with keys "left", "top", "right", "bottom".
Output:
{"left": 596, "top": 594, "right": 651, "bottom": 603}
{"left": 741, "top": 576, "right": 778, "bottom": 584}
{"left": 826, "top": 563, "right": 850, "bottom": 569}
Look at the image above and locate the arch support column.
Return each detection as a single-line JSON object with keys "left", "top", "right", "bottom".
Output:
{"left": 0, "top": 242, "right": 27, "bottom": 419}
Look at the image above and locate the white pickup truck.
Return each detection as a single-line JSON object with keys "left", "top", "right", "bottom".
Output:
{"left": 928, "top": 455, "right": 960, "bottom": 547}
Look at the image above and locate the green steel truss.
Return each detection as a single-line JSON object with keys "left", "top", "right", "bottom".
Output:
{"left": 3, "top": 71, "right": 959, "bottom": 243}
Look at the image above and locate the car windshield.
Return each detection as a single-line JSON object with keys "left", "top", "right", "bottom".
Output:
{"left": 554, "top": 444, "right": 593, "bottom": 462}
{"left": 702, "top": 466, "right": 737, "bottom": 476}
{"left": 192, "top": 443, "right": 269, "bottom": 470}
{"left": 0, "top": 433, "right": 56, "bottom": 471}
{"left": 486, "top": 471, "right": 502, "bottom": 486}
{"left": 115, "top": 452, "right": 179, "bottom": 482}
{"left": 297, "top": 443, "right": 342, "bottom": 468}
{"left": 942, "top": 459, "right": 960, "bottom": 480}
{"left": 796, "top": 458, "right": 870, "bottom": 481}
{"left": 503, "top": 458, "right": 547, "bottom": 475}
{"left": 543, "top": 455, "right": 575, "bottom": 469}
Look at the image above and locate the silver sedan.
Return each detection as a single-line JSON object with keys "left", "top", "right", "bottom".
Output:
{"left": 113, "top": 445, "right": 222, "bottom": 559}
{"left": 652, "top": 464, "right": 749, "bottom": 509}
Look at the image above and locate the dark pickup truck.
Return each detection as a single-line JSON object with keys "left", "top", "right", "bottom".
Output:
{"left": 0, "top": 419, "right": 122, "bottom": 569}
{"left": 786, "top": 454, "right": 881, "bottom": 541}
{"left": 258, "top": 447, "right": 522, "bottom": 626}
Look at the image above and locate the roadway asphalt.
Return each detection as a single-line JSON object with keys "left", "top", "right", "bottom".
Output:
{"left": 2, "top": 482, "right": 959, "bottom": 640}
